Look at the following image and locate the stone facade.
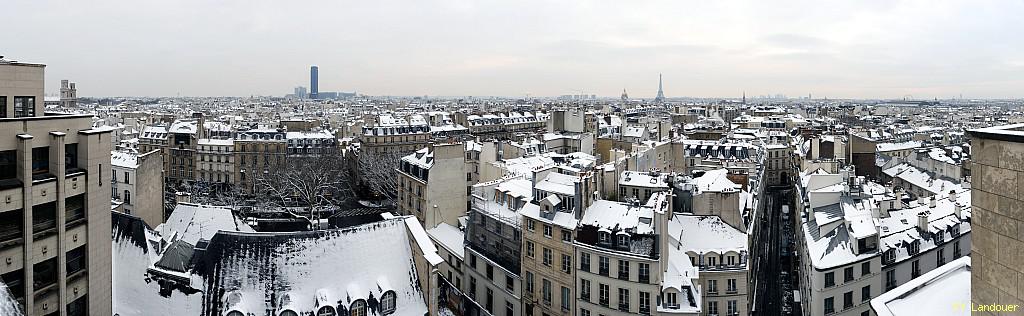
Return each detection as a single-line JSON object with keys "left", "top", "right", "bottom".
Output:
{"left": 969, "top": 125, "right": 1024, "bottom": 313}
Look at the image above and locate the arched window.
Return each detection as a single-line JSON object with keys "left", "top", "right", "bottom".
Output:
{"left": 350, "top": 299, "right": 367, "bottom": 316}
{"left": 226, "top": 311, "right": 244, "bottom": 316}
{"left": 317, "top": 306, "right": 337, "bottom": 316}
{"left": 380, "top": 291, "right": 397, "bottom": 315}
{"left": 279, "top": 310, "right": 298, "bottom": 316}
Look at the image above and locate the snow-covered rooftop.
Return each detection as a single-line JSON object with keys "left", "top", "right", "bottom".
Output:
{"left": 669, "top": 214, "right": 748, "bottom": 255}
{"left": 159, "top": 203, "right": 254, "bottom": 245}
{"left": 427, "top": 223, "right": 465, "bottom": 259}
{"left": 200, "top": 218, "right": 429, "bottom": 316}
{"left": 111, "top": 150, "right": 139, "bottom": 168}
{"left": 870, "top": 257, "right": 970, "bottom": 316}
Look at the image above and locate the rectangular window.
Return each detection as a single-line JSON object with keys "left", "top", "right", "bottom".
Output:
{"left": 727, "top": 278, "right": 737, "bottom": 293}
{"left": 506, "top": 274, "right": 514, "bottom": 292}
{"left": 825, "top": 271, "right": 835, "bottom": 287}
{"left": 561, "top": 286, "right": 570, "bottom": 311}
{"left": 33, "top": 257, "right": 58, "bottom": 291}
{"left": 543, "top": 225, "right": 552, "bottom": 237}
{"left": 618, "top": 288, "right": 630, "bottom": 312}
{"left": 844, "top": 267, "right": 854, "bottom": 282}
{"left": 861, "top": 285, "right": 870, "bottom": 303}
{"left": 580, "top": 252, "right": 591, "bottom": 272}
{"left": 581, "top": 279, "right": 591, "bottom": 302}
{"left": 937, "top": 248, "right": 945, "bottom": 266}
{"left": 506, "top": 301, "right": 514, "bottom": 316}
{"left": 487, "top": 264, "right": 494, "bottom": 280}
{"left": 580, "top": 308, "right": 590, "bottom": 316}
{"left": 66, "top": 245, "right": 87, "bottom": 276}
{"left": 0, "top": 96, "right": 5, "bottom": 117}
{"left": 618, "top": 259, "right": 630, "bottom": 280}
{"left": 542, "top": 279, "right": 552, "bottom": 305}
{"left": 912, "top": 260, "right": 920, "bottom": 278}
{"left": 708, "top": 301, "right": 718, "bottom": 315}
{"left": 527, "top": 241, "right": 535, "bottom": 258}
{"left": 824, "top": 297, "right": 835, "bottom": 314}
{"left": 525, "top": 271, "right": 533, "bottom": 292}
{"left": 561, "top": 254, "right": 571, "bottom": 273}
{"left": 639, "top": 291, "right": 651, "bottom": 315}
{"left": 886, "top": 269, "right": 896, "bottom": 290}
{"left": 844, "top": 291, "right": 853, "bottom": 309}
{"left": 562, "top": 229, "right": 572, "bottom": 242}
{"left": 543, "top": 248, "right": 552, "bottom": 266}
{"left": 486, "top": 288, "right": 493, "bottom": 313}
{"left": 639, "top": 263, "right": 650, "bottom": 283}
{"left": 14, "top": 96, "right": 35, "bottom": 117}
{"left": 599, "top": 256, "right": 609, "bottom": 276}
{"left": 528, "top": 219, "right": 535, "bottom": 231}
{"left": 599, "top": 284, "right": 609, "bottom": 306}
{"left": 728, "top": 300, "right": 737, "bottom": 316}
{"left": 708, "top": 279, "right": 717, "bottom": 294}
{"left": 862, "top": 262, "right": 871, "bottom": 276}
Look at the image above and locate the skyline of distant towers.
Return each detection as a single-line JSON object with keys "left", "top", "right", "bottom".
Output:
{"left": 310, "top": 65, "right": 319, "bottom": 99}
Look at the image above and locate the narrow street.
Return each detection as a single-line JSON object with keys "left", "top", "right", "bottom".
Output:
{"left": 753, "top": 187, "right": 795, "bottom": 316}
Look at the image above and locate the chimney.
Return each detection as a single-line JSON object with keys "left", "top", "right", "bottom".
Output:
{"left": 954, "top": 203, "right": 963, "bottom": 219}
{"left": 917, "top": 212, "right": 929, "bottom": 233}
{"left": 929, "top": 196, "right": 936, "bottom": 208}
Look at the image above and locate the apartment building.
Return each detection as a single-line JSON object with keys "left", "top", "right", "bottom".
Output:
{"left": 397, "top": 143, "right": 467, "bottom": 229}
{"left": 618, "top": 171, "right": 670, "bottom": 204}
{"left": 671, "top": 214, "right": 749, "bottom": 316}
{"left": 796, "top": 170, "right": 971, "bottom": 316}
{"left": 465, "top": 177, "right": 526, "bottom": 316}
{"left": 766, "top": 143, "right": 791, "bottom": 186}
{"left": 110, "top": 149, "right": 163, "bottom": 227}
{"left": 519, "top": 162, "right": 598, "bottom": 316}
{"left": 196, "top": 139, "right": 234, "bottom": 189}
{"left": 233, "top": 128, "right": 287, "bottom": 194}
{"left": 360, "top": 114, "right": 431, "bottom": 154}
{"left": 0, "top": 60, "right": 112, "bottom": 315}
{"left": 575, "top": 193, "right": 701, "bottom": 316}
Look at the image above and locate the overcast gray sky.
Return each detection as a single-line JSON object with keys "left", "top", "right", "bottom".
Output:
{"left": 3, "top": 0, "right": 1021, "bottom": 99}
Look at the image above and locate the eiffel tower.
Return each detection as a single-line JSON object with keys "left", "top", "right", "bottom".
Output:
{"left": 654, "top": 73, "right": 665, "bottom": 102}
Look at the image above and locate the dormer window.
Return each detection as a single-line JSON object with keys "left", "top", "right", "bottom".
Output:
{"left": 908, "top": 241, "right": 920, "bottom": 255}
{"left": 380, "top": 290, "right": 397, "bottom": 315}
{"left": 350, "top": 300, "right": 367, "bottom": 316}
{"left": 599, "top": 232, "right": 610, "bottom": 244}
{"left": 617, "top": 234, "right": 629, "bottom": 248}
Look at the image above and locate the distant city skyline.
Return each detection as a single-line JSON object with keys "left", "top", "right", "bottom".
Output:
{"left": 2, "top": 0, "right": 1022, "bottom": 99}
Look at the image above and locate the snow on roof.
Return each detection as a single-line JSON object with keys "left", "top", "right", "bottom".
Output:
{"left": 160, "top": 203, "right": 254, "bottom": 245}
{"left": 168, "top": 120, "right": 198, "bottom": 134}
{"left": 622, "top": 126, "right": 646, "bottom": 138}
{"left": 876, "top": 141, "right": 921, "bottom": 152}
{"left": 197, "top": 138, "right": 233, "bottom": 146}
{"left": 465, "top": 140, "right": 482, "bottom": 152}
{"left": 620, "top": 171, "right": 669, "bottom": 188}
{"left": 427, "top": 223, "right": 465, "bottom": 259}
{"left": 204, "top": 218, "right": 429, "bottom": 316}
{"left": 113, "top": 225, "right": 202, "bottom": 316}
{"left": 402, "top": 147, "right": 434, "bottom": 169}
{"left": 519, "top": 202, "right": 578, "bottom": 230}
{"left": 580, "top": 199, "right": 657, "bottom": 235}
{"left": 669, "top": 214, "right": 747, "bottom": 254}
{"left": 111, "top": 150, "right": 139, "bottom": 168}
{"left": 535, "top": 172, "right": 578, "bottom": 196}
{"left": 891, "top": 165, "right": 959, "bottom": 195}
{"left": 870, "top": 257, "right": 970, "bottom": 316}
{"left": 660, "top": 245, "right": 702, "bottom": 314}
{"left": 286, "top": 131, "right": 334, "bottom": 139}
{"left": 405, "top": 216, "right": 444, "bottom": 266}
{"left": 495, "top": 178, "right": 533, "bottom": 200}
{"left": 693, "top": 169, "right": 741, "bottom": 193}
{"left": 878, "top": 190, "right": 970, "bottom": 265}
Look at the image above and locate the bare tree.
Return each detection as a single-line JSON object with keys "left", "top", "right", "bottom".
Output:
{"left": 353, "top": 150, "right": 406, "bottom": 205}
{"left": 254, "top": 153, "right": 352, "bottom": 221}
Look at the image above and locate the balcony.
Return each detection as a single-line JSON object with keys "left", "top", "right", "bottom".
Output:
{"left": 618, "top": 304, "right": 630, "bottom": 312}
{"left": 618, "top": 272, "right": 629, "bottom": 281}
{"left": 599, "top": 298, "right": 609, "bottom": 307}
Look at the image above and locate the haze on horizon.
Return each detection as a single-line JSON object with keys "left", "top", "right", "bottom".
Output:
{"left": 2, "top": 0, "right": 1021, "bottom": 99}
